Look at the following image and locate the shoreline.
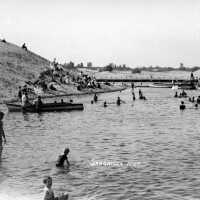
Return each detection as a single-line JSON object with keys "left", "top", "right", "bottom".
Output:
{"left": 1, "top": 86, "right": 127, "bottom": 104}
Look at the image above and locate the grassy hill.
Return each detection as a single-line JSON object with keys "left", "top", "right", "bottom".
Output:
{"left": 0, "top": 40, "right": 50, "bottom": 100}
{"left": 0, "top": 40, "right": 126, "bottom": 103}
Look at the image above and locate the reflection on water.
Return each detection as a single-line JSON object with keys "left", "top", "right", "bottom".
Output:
{"left": 1, "top": 88, "right": 200, "bottom": 200}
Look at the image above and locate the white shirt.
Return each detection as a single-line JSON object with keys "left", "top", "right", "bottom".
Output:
{"left": 43, "top": 186, "right": 55, "bottom": 200}
{"left": 21, "top": 94, "right": 27, "bottom": 106}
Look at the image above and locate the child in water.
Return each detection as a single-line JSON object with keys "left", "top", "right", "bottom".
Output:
{"left": 43, "top": 176, "right": 69, "bottom": 200}
{"left": 0, "top": 111, "right": 6, "bottom": 156}
{"left": 43, "top": 176, "right": 57, "bottom": 200}
{"left": 56, "top": 148, "right": 70, "bottom": 167}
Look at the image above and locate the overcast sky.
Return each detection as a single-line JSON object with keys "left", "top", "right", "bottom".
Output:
{"left": 1, "top": 0, "right": 200, "bottom": 67}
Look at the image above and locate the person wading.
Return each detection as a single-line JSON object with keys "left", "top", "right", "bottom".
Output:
{"left": 0, "top": 111, "right": 6, "bottom": 157}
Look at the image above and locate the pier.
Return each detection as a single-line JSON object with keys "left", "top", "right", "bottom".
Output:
{"left": 96, "top": 78, "right": 197, "bottom": 83}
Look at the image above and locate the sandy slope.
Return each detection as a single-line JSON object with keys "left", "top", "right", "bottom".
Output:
{"left": 0, "top": 41, "right": 125, "bottom": 103}
{"left": 0, "top": 40, "right": 50, "bottom": 99}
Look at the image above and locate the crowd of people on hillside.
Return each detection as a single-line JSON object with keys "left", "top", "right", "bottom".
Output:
{"left": 32, "top": 59, "right": 102, "bottom": 93}
{"left": 75, "top": 72, "right": 101, "bottom": 91}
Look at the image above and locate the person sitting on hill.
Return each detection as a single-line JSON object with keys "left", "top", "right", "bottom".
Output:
{"left": 1, "top": 39, "right": 6, "bottom": 43}
{"left": 56, "top": 148, "right": 70, "bottom": 167}
{"left": 22, "top": 43, "right": 27, "bottom": 51}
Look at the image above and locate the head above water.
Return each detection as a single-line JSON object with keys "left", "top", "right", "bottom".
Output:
{"left": 64, "top": 148, "right": 70, "bottom": 155}
{"left": 181, "top": 101, "right": 184, "bottom": 104}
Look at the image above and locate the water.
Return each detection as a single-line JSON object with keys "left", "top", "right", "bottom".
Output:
{"left": 1, "top": 88, "right": 200, "bottom": 200}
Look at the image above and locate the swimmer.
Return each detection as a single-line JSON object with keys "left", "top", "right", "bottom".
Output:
{"left": 180, "top": 101, "right": 186, "bottom": 110}
{"left": 56, "top": 148, "right": 70, "bottom": 167}
{"left": 132, "top": 92, "right": 136, "bottom": 101}
{"left": 103, "top": 101, "right": 107, "bottom": 107}
{"left": 93, "top": 93, "right": 98, "bottom": 102}
{"left": 116, "top": 96, "right": 121, "bottom": 106}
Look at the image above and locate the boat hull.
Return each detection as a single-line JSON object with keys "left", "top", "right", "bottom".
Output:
{"left": 6, "top": 102, "right": 84, "bottom": 112}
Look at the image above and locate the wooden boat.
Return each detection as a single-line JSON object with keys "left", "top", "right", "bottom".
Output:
{"left": 6, "top": 102, "right": 84, "bottom": 112}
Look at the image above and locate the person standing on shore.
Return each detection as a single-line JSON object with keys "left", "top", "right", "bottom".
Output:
{"left": 0, "top": 111, "right": 6, "bottom": 157}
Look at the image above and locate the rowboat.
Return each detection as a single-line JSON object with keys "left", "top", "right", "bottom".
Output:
{"left": 6, "top": 102, "right": 84, "bottom": 112}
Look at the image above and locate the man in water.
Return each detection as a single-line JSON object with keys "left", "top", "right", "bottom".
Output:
{"left": 93, "top": 93, "right": 98, "bottom": 102}
{"left": 56, "top": 148, "right": 70, "bottom": 167}
{"left": 180, "top": 101, "right": 186, "bottom": 110}
{"left": 0, "top": 111, "right": 6, "bottom": 157}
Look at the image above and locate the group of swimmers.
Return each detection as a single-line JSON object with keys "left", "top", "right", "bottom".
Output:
{"left": 178, "top": 94, "right": 200, "bottom": 110}
{"left": 91, "top": 89, "right": 147, "bottom": 108}
{"left": 174, "top": 90, "right": 187, "bottom": 98}
{"left": 91, "top": 94, "right": 126, "bottom": 107}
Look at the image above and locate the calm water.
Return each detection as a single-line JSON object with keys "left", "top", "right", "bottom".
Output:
{"left": 0, "top": 88, "right": 200, "bottom": 200}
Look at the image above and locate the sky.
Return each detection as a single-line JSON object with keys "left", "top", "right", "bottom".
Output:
{"left": 1, "top": 0, "right": 200, "bottom": 68}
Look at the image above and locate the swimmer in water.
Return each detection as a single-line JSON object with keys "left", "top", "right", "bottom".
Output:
{"left": 93, "top": 93, "right": 98, "bottom": 102}
{"left": 103, "top": 101, "right": 107, "bottom": 107}
{"left": 116, "top": 96, "right": 121, "bottom": 106}
{"left": 180, "top": 101, "right": 186, "bottom": 110}
{"left": 56, "top": 148, "right": 70, "bottom": 167}
{"left": 132, "top": 92, "right": 136, "bottom": 101}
